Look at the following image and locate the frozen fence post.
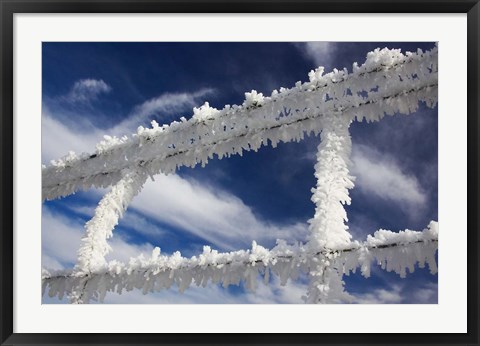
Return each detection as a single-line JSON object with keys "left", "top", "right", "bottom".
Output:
{"left": 70, "top": 168, "right": 147, "bottom": 303}
{"left": 307, "top": 116, "right": 354, "bottom": 251}
{"left": 305, "top": 115, "right": 354, "bottom": 303}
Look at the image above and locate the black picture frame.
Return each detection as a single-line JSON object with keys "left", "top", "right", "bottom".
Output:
{"left": 1, "top": 1, "right": 478, "bottom": 345}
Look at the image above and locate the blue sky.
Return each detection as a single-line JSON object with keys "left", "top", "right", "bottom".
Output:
{"left": 42, "top": 42, "right": 438, "bottom": 304}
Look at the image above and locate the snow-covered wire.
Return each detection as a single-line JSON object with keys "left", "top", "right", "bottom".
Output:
{"left": 42, "top": 47, "right": 437, "bottom": 201}
{"left": 42, "top": 222, "right": 438, "bottom": 303}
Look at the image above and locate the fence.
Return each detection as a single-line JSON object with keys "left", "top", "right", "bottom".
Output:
{"left": 42, "top": 46, "right": 438, "bottom": 304}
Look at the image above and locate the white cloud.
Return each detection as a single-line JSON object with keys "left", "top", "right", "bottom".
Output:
{"left": 351, "top": 145, "right": 427, "bottom": 208}
{"left": 42, "top": 207, "right": 156, "bottom": 270}
{"left": 130, "top": 174, "right": 309, "bottom": 251}
{"left": 243, "top": 276, "right": 307, "bottom": 304}
{"left": 352, "top": 285, "right": 403, "bottom": 304}
{"left": 66, "top": 79, "right": 111, "bottom": 103}
{"left": 120, "top": 212, "right": 167, "bottom": 238}
{"left": 41, "top": 254, "right": 65, "bottom": 272}
{"left": 294, "top": 42, "right": 336, "bottom": 68}
{"left": 351, "top": 281, "right": 437, "bottom": 304}
{"left": 109, "top": 88, "right": 214, "bottom": 136}
{"left": 106, "top": 237, "right": 155, "bottom": 263}
{"left": 42, "top": 88, "right": 215, "bottom": 164}
{"left": 67, "top": 204, "right": 166, "bottom": 240}
{"left": 42, "top": 109, "right": 101, "bottom": 163}
{"left": 410, "top": 282, "right": 437, "bottom": 303}
{"left": 42, "top": 207, "right": 84, "bottom": 268}
{"left": 66, "top": 205, "right": 96, "bottom": 218}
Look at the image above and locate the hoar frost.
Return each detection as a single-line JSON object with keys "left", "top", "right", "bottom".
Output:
{"left": 43, "top": 222, "right": 438, "bottom": 303}
{"left": 42, "top": 46, "right": 437, "bottom": 201}
{"left": 42, "top": 46, "right": 439, "bottom": 304}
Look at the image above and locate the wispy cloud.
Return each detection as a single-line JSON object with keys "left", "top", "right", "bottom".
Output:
{"left": 42, "top": 88, "right": 215, "bottom": 164}
{"left": 130, "top": 175, "right": 309, "bottom": 251}
{"left": 353, "top": 284, "right": 403, "bottom": 304}
{"left": 65, "top": 79, "right": 111, "bottom": 104}
{"left": 60, "top": 172, "right": 310, "bottom": 253}
{"left": 109, "top": 88, "right": 214, "bottom": 136}
{"left": 42, "top": 206, "right": 156, "bottom": 269}
{"left": 351, "top": 281, "right": 437, "bottom": 304}
{"left": 351, "top": 145, "right": 427, "bottom": 208}
{"left": 42, "top": 207, "right": 84, "bottom": 269}
{"left": 67, "top": 204, "right": 167, "bottom": 240}
{"left": 106, "top": 237, "right": 155, "bottom": 263}
{"left": 294, "top": 42, "right": 337, "bottom": 68}
{"left": 243, "top": 276, "right": 307, "bottom": 304}
{"left": 120, "top": 212, "right": 167, "bottom": 239}
{"left": 42, "top": 108, "right": 100, "bottom": 163}
{"left": 410, "top": 282, "right": 437, "bottom": 303}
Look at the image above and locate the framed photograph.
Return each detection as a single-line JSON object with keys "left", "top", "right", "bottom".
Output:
{"left": 1, "top": 1, "right": 478, "bottom": 345}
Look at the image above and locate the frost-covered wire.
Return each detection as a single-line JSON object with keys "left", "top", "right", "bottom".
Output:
{"left": 42, "top": 222, "right": 438, "bottom": 303}
{"left": 42, "top": 47, "right": 438, "bottom": 201}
